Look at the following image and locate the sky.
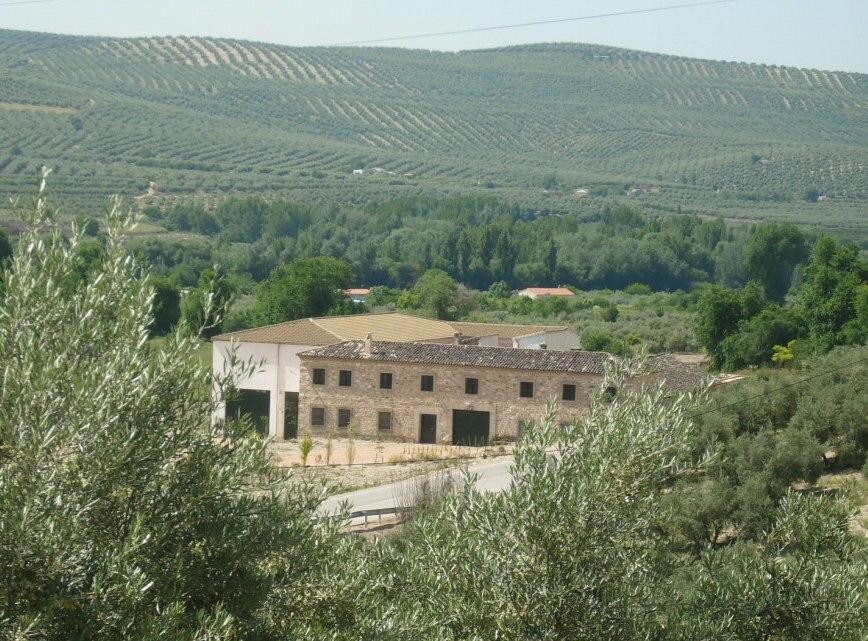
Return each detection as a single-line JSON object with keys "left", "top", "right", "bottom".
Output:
{"left": 1, "top": 0, "right": 865, "bottom": 73}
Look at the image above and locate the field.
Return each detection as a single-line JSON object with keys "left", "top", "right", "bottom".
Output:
{"left": 0, "top": 29, "right": 864, "bottom": 234}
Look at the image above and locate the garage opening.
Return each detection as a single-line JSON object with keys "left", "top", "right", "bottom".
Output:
{"left": 284, "top": 392, "right": 299, "bottom": 440}
{"left": 452, "top": 409, "right": 490, "bottom": 446}
{"left": 225, "top": 389, "right": 270, "bottom": 436}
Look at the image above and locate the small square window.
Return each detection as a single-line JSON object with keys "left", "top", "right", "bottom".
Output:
{"left": 378, "top": 411, "right": 392, "bottom": 430}
{"left": 465, "top": 378, "right": 479, "bottom": 395}
{"left": 339, "top": 370, "right": 352, "bottom": 387}
{"left": 519, "top": 381, "right": 534, "bottom": 398}
{"left": 379, "top": 372, "right": 393, "bottom": 390}
{"left": 562, "top": 384, "right": 576, "bottom": 401}
{"left": 338, "top": 408, "right": 351, "bottom": 428}
{"left": 311, "top": 407, "right": 325, "bottom": 427}
{"left": 312, "top": 368, "right": 325, "bottom": 385}
{"left": 421, "top": 375, "right": 434, "bottom": 392}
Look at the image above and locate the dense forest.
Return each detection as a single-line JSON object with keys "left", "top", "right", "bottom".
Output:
{"left": 135, "top": 195, "right": 744, "bottom": 291}
{"left": 117, "top": 194, "right": 865, "bottom": 372}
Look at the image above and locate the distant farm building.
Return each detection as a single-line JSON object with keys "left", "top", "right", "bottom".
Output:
{"left": 517, "top": 287, "right": 576, "bottom": 300}
{"left": 212, "top": 312, "right": 579, "bottom": 440}
{"left": 298, "top": 339, "right": 707, "bottom": 445}
{"left": 344, "top": 288, "right": 371, "bottom": 303}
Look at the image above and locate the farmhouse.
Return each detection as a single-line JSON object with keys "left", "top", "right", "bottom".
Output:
{"left": 517, "top": 286, "right": 577, "bottom": 300}
{"left": 297, "top": 337, "right": 706, "bottom": 444}
{"left": 212, "top": 312, "right": 579, "bottom": 439}
{"left": 343, "top": 287, "right": 371, "bottom": 303}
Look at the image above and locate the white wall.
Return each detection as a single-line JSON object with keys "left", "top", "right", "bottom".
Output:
{"left": 513, "top": 332, "right": 546, "bottom": 349}
{"left": 279, "top": 344, "right": 316, "bottom": 393}
{"left": 513, "top": 329, "right": 580, "bottom": 350}
{"left": 541, "top": 329, "right": 580, "bottom": 350}
{"left": 212, "top": 341, "right": 276, "bottom": 439}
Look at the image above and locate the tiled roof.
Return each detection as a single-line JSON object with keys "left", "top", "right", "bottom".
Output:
{"left": 518, "top": 287, "right": 576, "bottom": 297}
{"left": 647, "top": 355, "right": 709, "bottom": 391}
{"left": 214, "top": 312, "right": 571, "bottom": 346}
{"left": 300, "top": 340, "right": 613, "bottom": 374}
{"left": 213, "top": 312, "right": 455, "bottom": 345}
{"left": 212, "top": 318, "right": 340, "bottom": 345}
{"left": 449, "top": 320, "right": 568, "bottom": 339}
{"left": 344, "top": 288, "right": 371, "bottom": 295}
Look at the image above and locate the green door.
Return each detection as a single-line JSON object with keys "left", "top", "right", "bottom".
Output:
{"left": 284, "top": 392, "right": 299, "bottom": 440}
{"left": 420, "top": 414, "right": 437, "bottom": 444}
{"left": 225, "top": 389, "right": 270, "bottom": 436}
{"left": 452, "top": 410, "right": 490, "bottom": 446}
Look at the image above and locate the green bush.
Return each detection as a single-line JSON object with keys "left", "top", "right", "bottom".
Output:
{"left": 581, "top": 329, "right": 631, "bottom": 356}
{"left": 0, "top": 189, "right": 347, "bottom": 639}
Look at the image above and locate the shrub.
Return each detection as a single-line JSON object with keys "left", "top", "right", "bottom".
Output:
{"left": 624, "top": 282, "right": 652, "bottom": 295}
{"left": 581, "top": 329, "right": 630, "bottom": 356}
{"left": 0, "top": 185, "right": 345, "bottom": 639}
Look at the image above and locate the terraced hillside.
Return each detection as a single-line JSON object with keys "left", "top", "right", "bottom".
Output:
{"left": 0, "top": 29, "right": 865, "bottom": 232}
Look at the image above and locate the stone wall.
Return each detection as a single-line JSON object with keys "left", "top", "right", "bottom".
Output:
{"left": 297, "top": 356, "right": 603, "bottom": 444}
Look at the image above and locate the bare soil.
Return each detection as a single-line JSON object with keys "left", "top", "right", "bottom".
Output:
{"left": 271, "top": 437, "right": 512, "bottom": 468}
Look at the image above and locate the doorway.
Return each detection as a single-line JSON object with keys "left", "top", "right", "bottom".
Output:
{"left": 284, "top": 392, "right": 299, "bottom": 440}
{"left": 225, "top": 389, "right": 270, "bottom": 436}
{"left": 420, "top": 413, "right": 437, "bottom": 444}
{"left": 452, "top": 409, "right": 490, "bottom": 446}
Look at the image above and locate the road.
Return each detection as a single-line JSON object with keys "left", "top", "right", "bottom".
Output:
{"left": 317, "top": 456, "right": 515, "bottom": 524}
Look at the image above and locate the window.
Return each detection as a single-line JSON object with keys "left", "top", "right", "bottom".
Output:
{"left": 519, "top": 381, "right": 534, "bottom": 398}
{"left": 379, "top": 372, "right": 393, "bottom": 390}
{"left": 605, "top": 386, "right": 618, "bottom": 400}
{"left": 339, "top": 370, "right": 352, "bottom": 387}
{"left": 420, "top": 375, "right": 434, "bottom": 392}
{"left": 465, "top": 377, "right": 479, "bottom": 395}
{"left": 312, "top": 368, "right": 325, "bottom": 385}
{"left": 310, "top": 407, "right": 325, "bottom": 427}
{"left": 562, "top": 384, "right": 576, "bottom": 401}
{"left": 378, "top": 411, "right": 392, "bottom": 430}
{"left": 338, "top": 408, "right": 351, "bottom": 428}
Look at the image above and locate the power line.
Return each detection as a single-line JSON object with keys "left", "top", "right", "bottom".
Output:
{"left": 687, "top": 357, "right": 866, "bottom": 421}
{"left": 0, "top": 0, "right": 61, "bottom": 6}
{"left": 338, "top": 0, "right": 741, "bottom": 46}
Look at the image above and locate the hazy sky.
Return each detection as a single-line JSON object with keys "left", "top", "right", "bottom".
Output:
{"left": 1, "top": 0, "right": 865, "bottom": 72}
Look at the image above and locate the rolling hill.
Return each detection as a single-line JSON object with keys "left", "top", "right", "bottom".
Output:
{"left": 0, "top": 29, "right": 865, "bottom": 233}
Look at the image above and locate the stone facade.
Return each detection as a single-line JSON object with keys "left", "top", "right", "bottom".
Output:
{"left": 297, "top": 355, "right": 603, "bottom": 444}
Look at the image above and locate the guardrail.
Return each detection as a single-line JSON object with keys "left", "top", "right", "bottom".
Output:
{"left": 347, "top": 506, "right": 406, "bottom": 525}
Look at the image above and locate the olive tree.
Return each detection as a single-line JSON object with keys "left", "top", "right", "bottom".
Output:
{"left": 0, "top": 180, "right": 346, "bottom": 640}
{"left": 342, "top": 360, "right": 867, "bottom": 640}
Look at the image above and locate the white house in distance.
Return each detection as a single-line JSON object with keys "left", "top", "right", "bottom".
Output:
{"left": 343, "top": 287, "right": 371, "bottom": 304}
{"left": 212, "top": 312, "right": 579, "bottom": 440}
{"left": 517, "top": 287, "right": 577, "bottom": 300}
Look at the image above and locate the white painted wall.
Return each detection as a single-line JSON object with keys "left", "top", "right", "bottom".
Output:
{"left": 513, "top": 329, "right": 580, "bottom": 350}
{"left": 477, "top": 334, "right": 500, "bottom": 347}
{"left": 279, "top": 344, "right": 316, "bottom": 393}
{"left": 212, "top": 340, "right": 316, "bottom": 441}
{"left": 541, "top": 329, "right": 580, "bottom": 350}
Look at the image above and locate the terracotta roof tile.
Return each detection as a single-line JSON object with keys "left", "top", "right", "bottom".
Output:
{"left": 300, "top": 340, "right": 613, "bottom": 374}
{"left": 449, "top": 320, "right": 568, "bottom": 339}
{"left": 214, "top": 312, "right": 454, "bottom": 345}
{"left": 518, "top": 287, "right": 576, "bottom": 297}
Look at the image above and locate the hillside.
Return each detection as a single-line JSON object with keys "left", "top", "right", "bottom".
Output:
{"left": 0, "top": 29, "right": 865, "bottom": 233}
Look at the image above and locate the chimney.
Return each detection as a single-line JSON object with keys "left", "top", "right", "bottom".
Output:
{"left": 364, "top": 332, "right": 372, "bottom": 356}
{"left": 453, "top": 332, "right": 462, "bottom": 346}
{"left": 539, "top": 342, "right": 547, "bottom": 350}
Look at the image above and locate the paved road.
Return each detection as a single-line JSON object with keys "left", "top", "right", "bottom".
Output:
{"left": 317, "top": 456, "right": 515, "bottom": 523}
